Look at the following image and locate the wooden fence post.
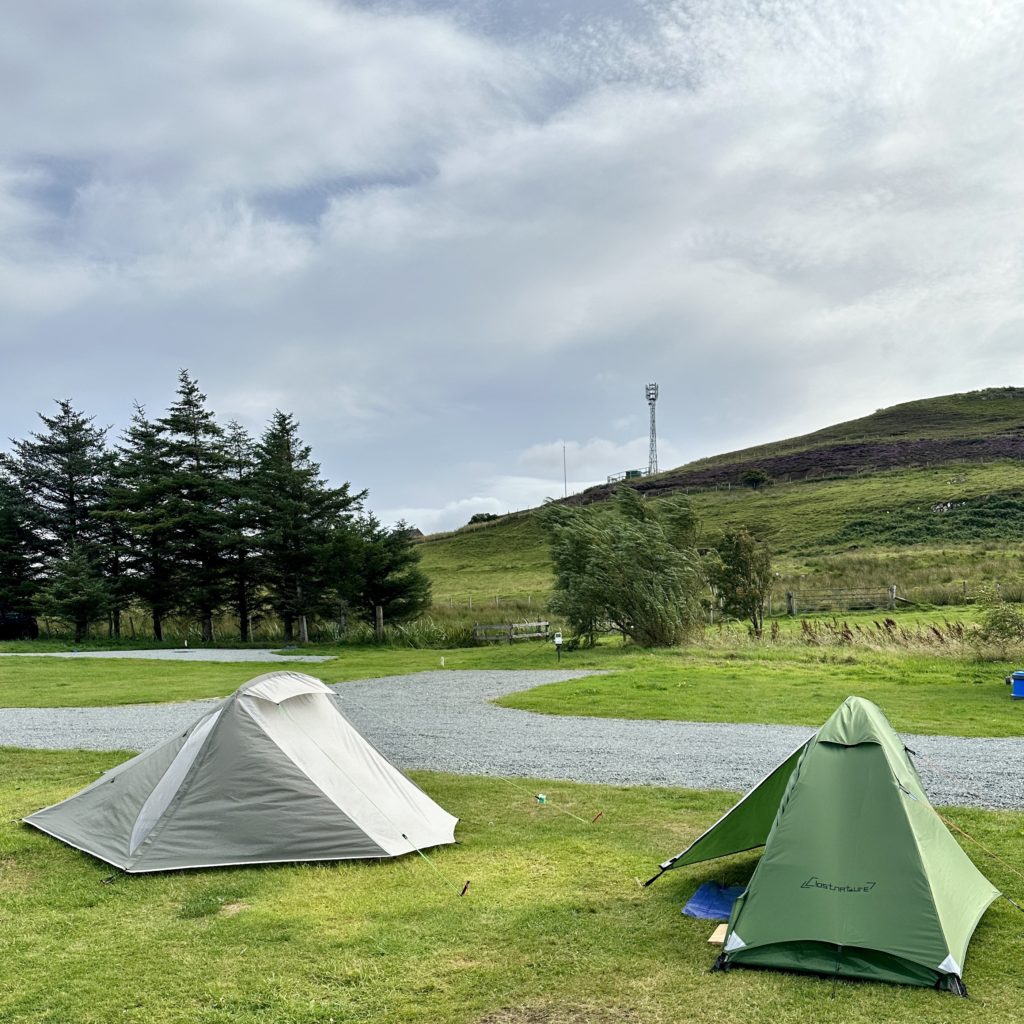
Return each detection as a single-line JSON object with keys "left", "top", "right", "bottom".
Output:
{"left": 374, "top": 605, "right": 384, "bottom": 642}
{"left": 786, "top": 591, "right": 796, "bottom": 616}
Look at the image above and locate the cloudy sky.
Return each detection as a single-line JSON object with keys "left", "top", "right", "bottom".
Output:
{"left": 3, "top": 1, "right": 1023, "bottom": 531}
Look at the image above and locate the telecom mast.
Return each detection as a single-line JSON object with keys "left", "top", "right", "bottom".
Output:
{"left": 646, "top": 382, "right": 659, "bottom": 475}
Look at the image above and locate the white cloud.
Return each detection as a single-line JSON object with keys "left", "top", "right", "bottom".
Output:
{"left": 3, "top": 0, "right": 1024, "bottom": 528}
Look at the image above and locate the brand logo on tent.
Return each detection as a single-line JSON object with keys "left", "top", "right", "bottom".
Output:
{"left": 801, "top": 876, "right": 876, "bottom": 894}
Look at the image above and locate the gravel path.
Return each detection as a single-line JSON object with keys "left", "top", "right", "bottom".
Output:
{"left": 0, "top": 670, "right": 1019, "bottom": 811}
{"left": 0, "top": 648, "right": 331, "bottom": 663}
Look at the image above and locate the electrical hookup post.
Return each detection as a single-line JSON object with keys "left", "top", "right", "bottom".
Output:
{"left": 553, "top": 630, "right": 563, "bottom": 663}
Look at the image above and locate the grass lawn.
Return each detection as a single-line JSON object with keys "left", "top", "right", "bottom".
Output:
{"left": 2, "top": 749, "right": 1022, "bottom": 1024}
{"left": 496, "top": 645, "right": 1024, "bottom": 738}
{"left": 0, "top": 645, "right": 587, "bottom": 708}
{"left": 0, "top": 658, "right": 349, "bottom": 708}
{"left": 0, "top": 637, "right": 1022, "bottom": 738}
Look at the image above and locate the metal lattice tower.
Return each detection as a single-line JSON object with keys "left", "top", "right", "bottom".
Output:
{"left": 646, "top": 382, "right": 659, "bottom": 475}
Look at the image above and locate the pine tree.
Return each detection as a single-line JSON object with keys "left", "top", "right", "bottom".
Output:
{"left": 253, "top": 411, "right": 364, "bottom": 642}
{"left": 41, "top": 544, "right": 109, "bottom": 642}
{"left": 0, "top": 477, "right": 41, "bottom": 618}
{"left": 222, "top": 420, "right": 261, "bottom": 642}
{"left": 103, "top": 405, "right": 178, "bottom": 640}
{"left": 95, "top": 452, "right": 133, "bottom": 639}
{"left": 351, "top": 516, "right": 432, "bottom": 625}
{"left": 157, "top": 372, "right": 230, "bottom": 642}
{"left": 3, "top": 400, "right": 110, "bottom": 639}
{"left": 3, "top": 400, "right": 109, "bottom": 557}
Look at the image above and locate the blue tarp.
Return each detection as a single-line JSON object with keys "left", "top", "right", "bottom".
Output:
{"left": 682, "top": 882, "right": 745, "bottom": 920}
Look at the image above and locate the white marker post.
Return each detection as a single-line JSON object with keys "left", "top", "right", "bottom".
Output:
{"left": 553, "top": 631, "right": 563, "bottom": 663}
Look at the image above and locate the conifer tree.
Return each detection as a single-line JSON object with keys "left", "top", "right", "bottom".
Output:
{"left": 41, "top": 544, "right": 109, "bottom": 642}
{"left": 350, "top": 516, "right": 432, "bottom": 624}
{"left": 0, "top": 477, "right": 41, "bottom": 618}
{"left": 157, "top": 372, "right": 230, "bottom": 642}
{"left": 3, "top": 400, "right": 109, "bottom": 556}
{"left": 222, "top": 420, "right": 261, "bottom": 641}
{"left": 103, "top": 405, "right": 177, "bottom": 640}
{"left": 253, "top": 411, "right": 364, "bottom": 642}
{"left": 3, "top": 400, "right": 110, "bottom": 639}
{"left": 95, "top": 453, "right": 133, "bottom": 639}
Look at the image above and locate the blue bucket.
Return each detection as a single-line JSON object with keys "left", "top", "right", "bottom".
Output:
{"left": 1012, "top": 671, "right": 1024, "bottom": 700}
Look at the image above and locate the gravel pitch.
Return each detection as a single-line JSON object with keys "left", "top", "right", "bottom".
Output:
{"left": 1, "top": 669, "right": 1020, "bottom": 811}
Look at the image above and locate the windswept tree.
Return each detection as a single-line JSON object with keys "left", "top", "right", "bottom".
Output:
{"left": 543, "top": 487, "right": 704, "bottom": 647}
{"left": 158, "top": 372, "right": 230, "bottom": 642}
{"left": 253, "top": 411, "right": 365, "bottom": 642}
{"left": 709, "top": 528, "right": 774, "bottom": 638}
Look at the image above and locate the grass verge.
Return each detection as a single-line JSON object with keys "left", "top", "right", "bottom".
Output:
{"left": 2, "top": 749, "right": 1022, "bottom": 1024}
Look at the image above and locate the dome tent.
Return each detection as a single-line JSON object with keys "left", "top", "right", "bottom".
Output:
{"left": 646, "top": 696, "right": 999, "bottom": 995}
{"left": 24, "top": 671, "right": 457, "bottom": 872}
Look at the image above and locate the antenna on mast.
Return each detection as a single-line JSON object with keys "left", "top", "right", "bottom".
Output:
{"left": 646, "top": 382, "right": 659, "bottom": 475}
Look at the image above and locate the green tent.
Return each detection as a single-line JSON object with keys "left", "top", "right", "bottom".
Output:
{"left": 647, "top": 696, "right": 999, "bottom": 994}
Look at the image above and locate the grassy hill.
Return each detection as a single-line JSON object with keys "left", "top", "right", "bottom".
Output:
{"left": 572, "top": 386, "right": 1024, "bottom": 501}
{"left": 419, "top": 389, "right": 1024, "bottom": 605}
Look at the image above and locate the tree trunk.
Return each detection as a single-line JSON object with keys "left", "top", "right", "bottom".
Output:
{"left": 296, "top": 583, "right": 308, "bottom": 643}
{"left": 283, "top": 614, "right": 294, "bottom": 643}
{"left": 237, "top": 552, "right": 250, "bottom": 642}
{"left": 201, "top": 612, "right": 213, "bottom": 643}
{"left": 238, "top": 584, "right": 250, "bottom": 642}
{"left": 74, "top": 615, "right": 87, "bottom": 643}
{"left": 112, "top": 607, "right": 121, "bottom": 640}
{"left": 152, "top": 612, "right": 163, "bottom": 642}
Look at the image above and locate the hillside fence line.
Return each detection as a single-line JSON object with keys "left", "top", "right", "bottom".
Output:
{"left": 437, "top": 578, "right": 1024, "bottom": 619}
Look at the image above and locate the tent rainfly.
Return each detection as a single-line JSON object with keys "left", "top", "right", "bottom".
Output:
{"left": 24, "top": 671, "right": 458, "bottom": 873}
{"left": 646, "top": 696, "right": 999, "bottom": 995}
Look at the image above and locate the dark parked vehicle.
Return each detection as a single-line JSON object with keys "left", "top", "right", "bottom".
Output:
{"left": 0, "top": 610, "right": 39, "bottom": 640}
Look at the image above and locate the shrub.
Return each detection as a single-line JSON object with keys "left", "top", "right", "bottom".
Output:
{"left": 541, "top": 487, "right": 703, "bottom": 647}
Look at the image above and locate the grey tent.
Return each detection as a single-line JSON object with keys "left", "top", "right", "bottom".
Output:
{"left": 24, "top": 671, "right": 457, "bottom": 872}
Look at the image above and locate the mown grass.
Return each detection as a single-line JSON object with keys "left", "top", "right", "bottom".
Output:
{"left": 2, "top": 749, "right": 1022, "bottom": 1024}
{"left": 1, "top": 636, "right": 1022, "bottom": 738}
{"left": 487, "top": 641, "right": 1024, "bottom": 738}
{"left": 0, "top": 657, "right": 348, "bottom": 708}
{"left": 0, "top": 645, "right": 598, "bottom": 708}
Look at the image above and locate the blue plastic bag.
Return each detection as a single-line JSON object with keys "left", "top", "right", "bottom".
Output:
{"left": 682, "top": 882, "right": 745, "bottom": 921}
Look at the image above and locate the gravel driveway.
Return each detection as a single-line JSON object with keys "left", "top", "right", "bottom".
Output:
{"left": 0, "top": 670, "right": 1019, "bottom": 811}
